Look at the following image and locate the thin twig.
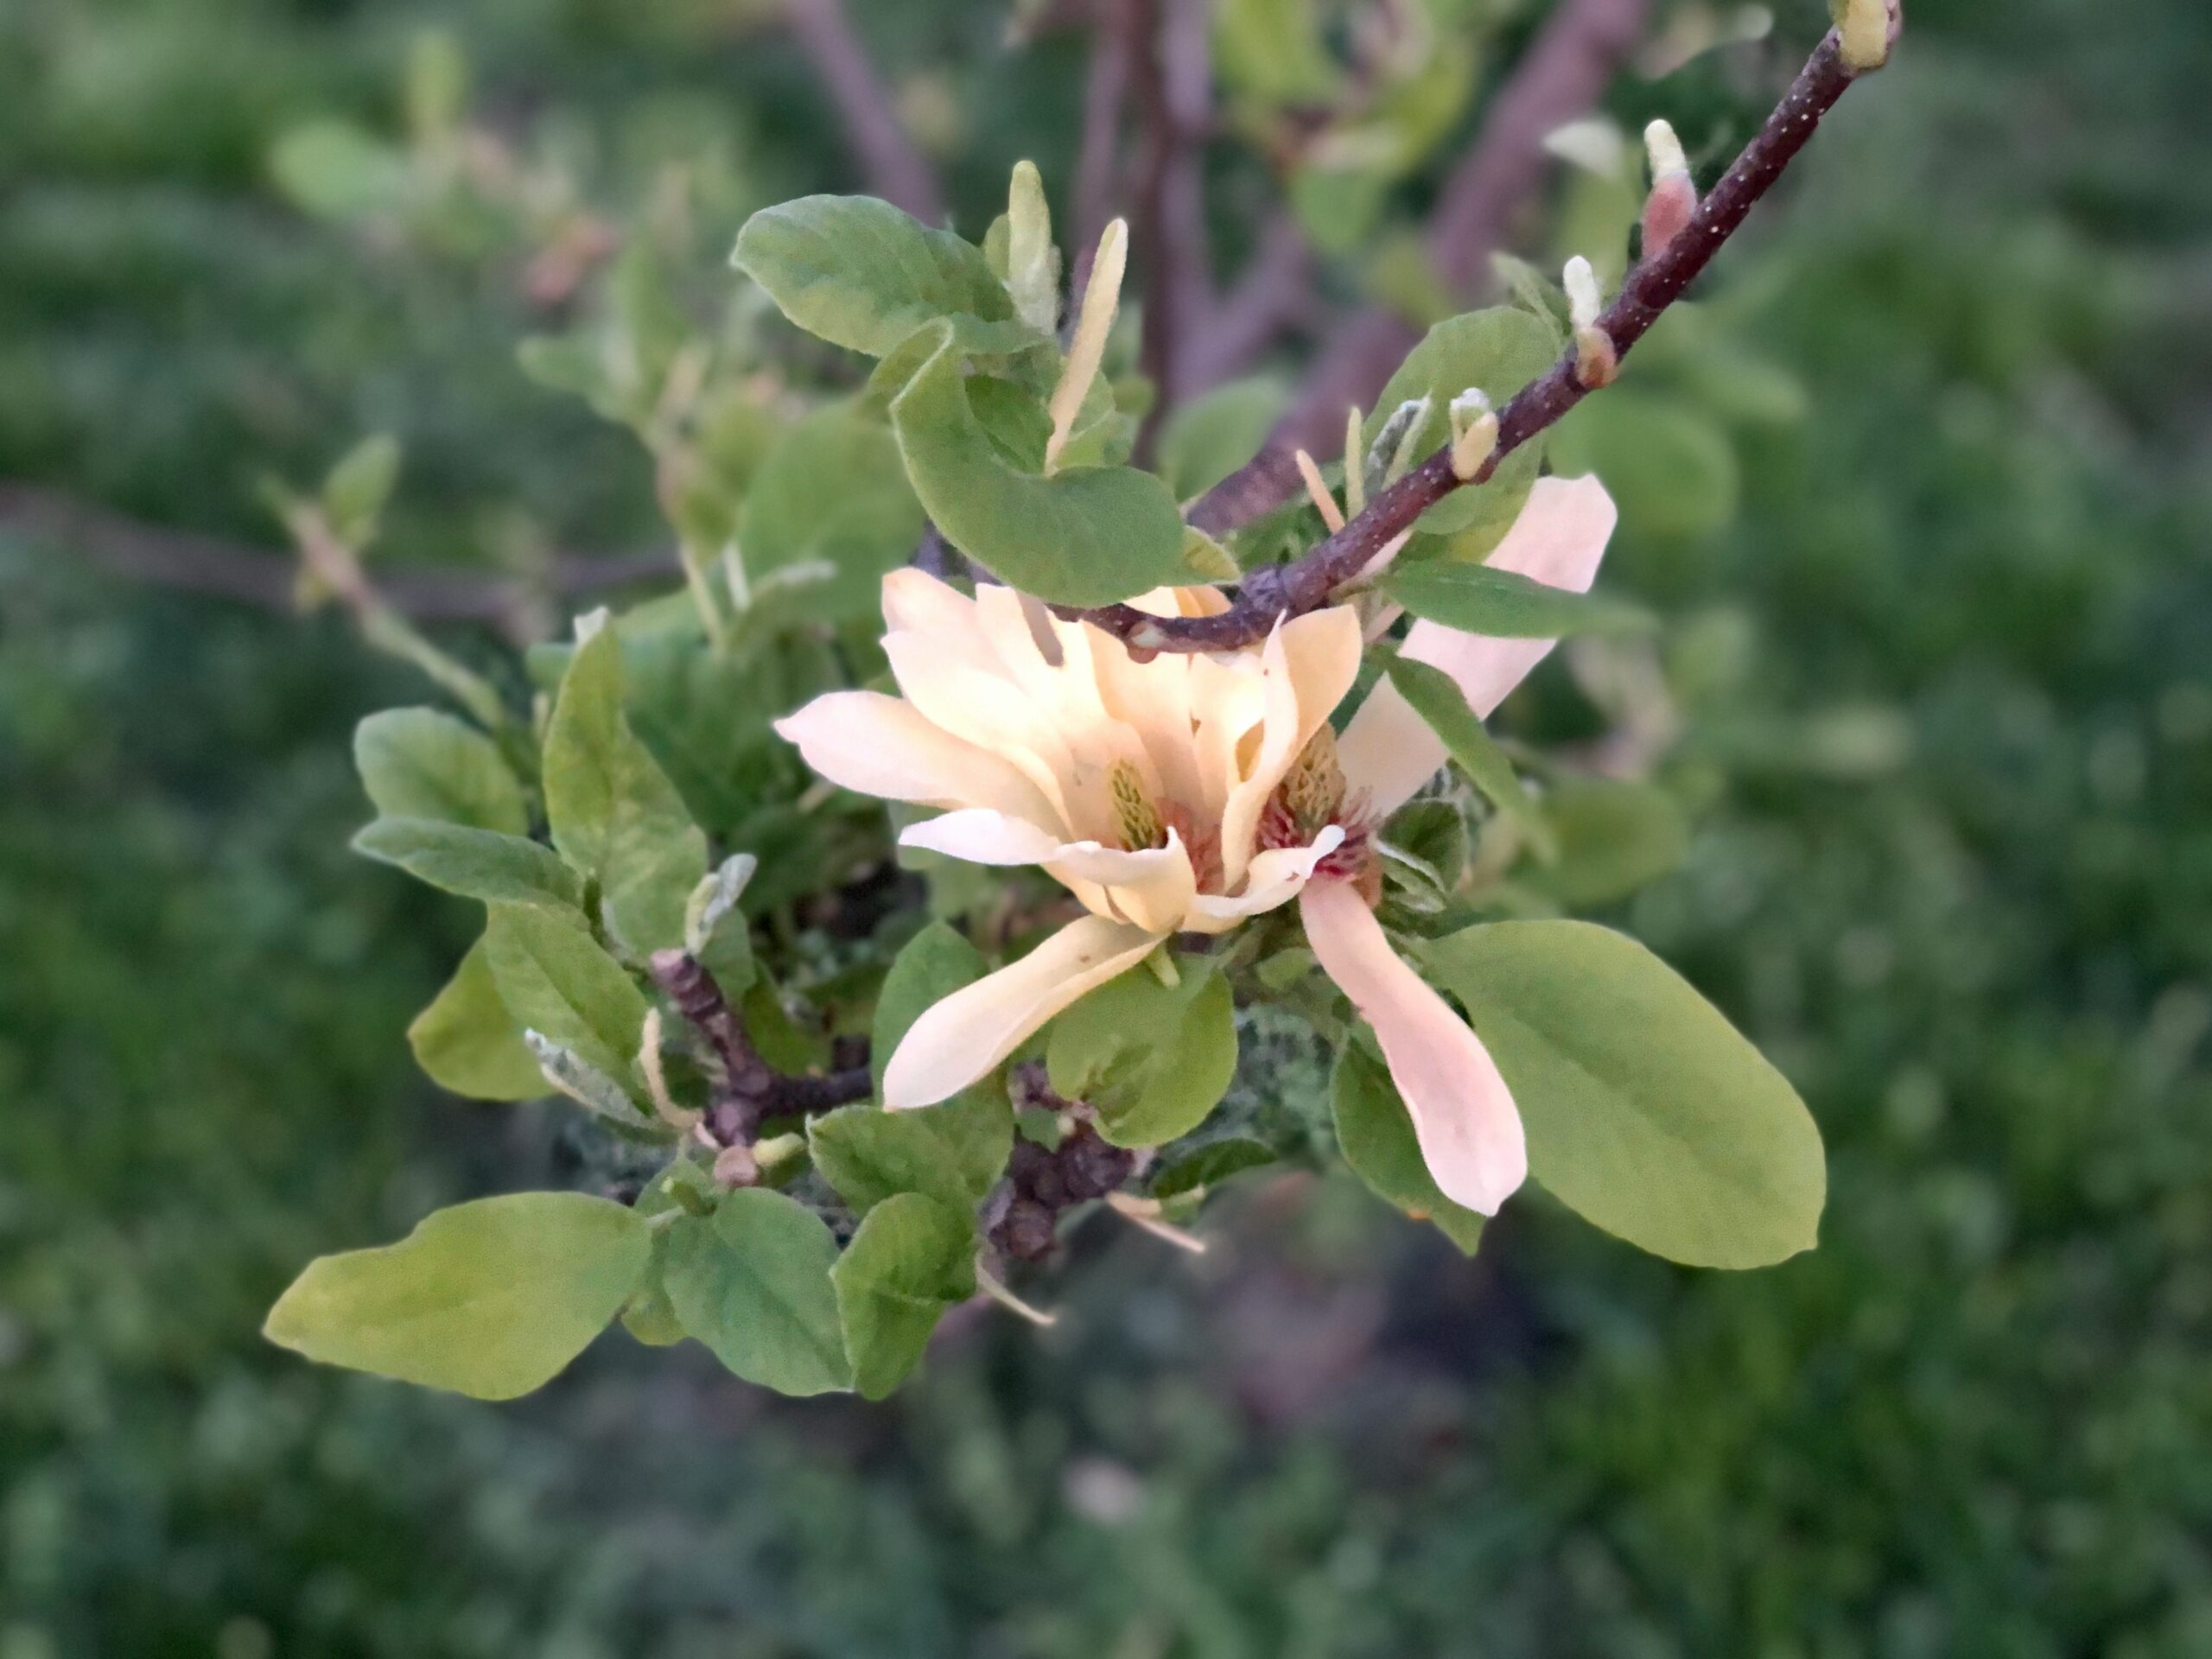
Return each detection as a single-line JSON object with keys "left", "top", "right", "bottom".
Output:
{"left": 784, "top": 0, "right": 946, "bottom": 224}
{"left": 1073, "top": 29, "right": 1873, "bottom": 653}
{"left": 651, "top": 950, "right": 873, "bottom": 1141}
{"left": 1187, "top": 0, "right": 1654, "bottom": 536}
{"left": 0, "top": 485, "right": 674, "bottom": 622}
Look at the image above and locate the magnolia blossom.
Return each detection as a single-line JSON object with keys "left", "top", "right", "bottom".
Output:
{"left": 774, "top": 474, "right": 1617, "bottom": 1215}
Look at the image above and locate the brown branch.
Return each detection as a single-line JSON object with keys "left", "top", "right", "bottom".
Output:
{"left": 1129, "top": 0, "right": 1215, "bottom": 429}
{"left": 650, "top": 950, "right": 872, "bottom": 1144}
{"left": 1186, "top": 0, "right": 1653, "bottom": 536}
{"left": 0, "top": 484, "right": 674, "bottom": 622}
{"left": 785, "top": 0, "right": 946, "bottom": 224}
{"left": 1072, "top": 28, "right": 1873, "bottom": 654}
{"left": 1182, "top": 211, "right": 1315, "bottom": 395}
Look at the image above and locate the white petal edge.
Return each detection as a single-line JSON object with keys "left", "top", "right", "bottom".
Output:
{"left": 1300, "top": 880, "right": 1527, "bottom": 1215}
{"left": 1338, "top": 475, "right": 1618, "bottom": 817}
{"left": 881, "top": 916, "right": 1165, "bottom": 1109}
{"left": 1185, "top": 824, "right": 1344, "bottom": 931}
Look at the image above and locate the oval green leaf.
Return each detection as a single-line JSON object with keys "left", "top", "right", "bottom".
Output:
{"left": 1419, "top": 920, "right": 1825, "bottom": 1268}
{"left": 889, "top": 324, "right": 1193, "bottom": 607}
{"left": 264, "top": 1192, "right": 651, "bottom": 1400}
{"left": 662, "top": 1188, "right": 853, "bottom": 1396}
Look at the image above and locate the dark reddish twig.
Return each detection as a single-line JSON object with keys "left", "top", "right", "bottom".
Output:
{"left": 784, "top": 0, "right": 946, "bottom": 224}
{"left": 1187, "top": 0, "right": 1654, "bottom": 536}
{"left": 650, "top": 950, "right": 872, "bottom": 1143}
{"left": 1073, "top": 29, "right": 1873, "bottom": 653}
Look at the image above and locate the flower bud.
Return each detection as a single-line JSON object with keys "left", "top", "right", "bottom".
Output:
{"left": 1562, "top": 256, "right": 1602, "bottom": 332}
{"left": 1447, "top": 389, "right": 1498, "bottom": 481}
{"left": 1641, "top": 119, "right": 1697, "bottom": 257}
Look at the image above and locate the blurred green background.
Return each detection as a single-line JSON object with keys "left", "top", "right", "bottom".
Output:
{"left": 4, "top": 0, "right": 2209, "bottom": 1653}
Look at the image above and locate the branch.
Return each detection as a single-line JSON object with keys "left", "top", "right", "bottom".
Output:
{"left": 1071, "top": 29, "right": 1873, "bottom": 654}
{"left": 785, "top": 0, "right": 946, "bottom": 224}
{"left": 1129, "top": 0, "right": 1215, "bottom": 423}
{"left": 1181, "top": 211, "right": 1315, "bottom": 396}
{"left": 1071, "top": 0, "right": 1134, "bottom": 287}
{"left": 0, "top": 484, "right": 674, "bottom": 622}
{"left": 650, "top": 950, "right": 872, "bottom": 1145}
{"left": 1186, "top": 0, "right": 1654, "bottom": 536}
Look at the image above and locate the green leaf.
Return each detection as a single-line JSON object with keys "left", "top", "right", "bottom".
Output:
{"left": 1365, "top": 308, "right": 1559, "bottom": 542}
{"left": 1157, "top": 377, "right": 1286, "bottom": 500}
{"left": 352, "top": 817, "right": 582, "bottom": 912}
{"left": 1380, "top": 658, "right": 1555, "bottom": 861}
{"left": 543, "top": 624, "right": 708, "bottom": 956}
{"left": 1046, "top": 958, "right": 1238, "bottom": 1147}
{"left": 354, "top": 709, "right": 527, "bottom": 835}
{"left": 888, "top": 324, "right": 1192, "bottom": 607}
{"left": 1419, "top": 921, "right": 1826, "bottom": 1268}
{"left": 1330, "top": 1042, "right": 1486, "bottom": 1254}
{"left": 269, "top": 120, "right": 410, "bottom": 219}
{"left": 322, "top": 434, "right": 402, "bottom": 548}
{"left": 732, "top": 194, "right": 1039, "bottom": 359}
{"left": 264, "top": 1193, "right": 650, "bottom": 1400}
{"left": 1150, "top": 1137, "right": 1278, "bottom": 1201}
{"left": 734, "top": 406, "right": 925, "bottom": 621}
{"left": 482, "top": 904, "right": 648, "bottom": 1084}
{"left": 407, "top": 938, "right": 543, "bottom": 1101}
{"left": 621, "top": 1164, "right": 715, "bottom": 1347}
{"left": 1549, "top": 389, "right": 1740, "bottom": 543}
{"left": 683, "top": 855, "right": 759, "bottom": 998}
{"left": 1523, "top": 779, "right": 1688, "bottom": 908}
{"left": 662, "top": 1188, "right": 852, "bottom": 1395}
{"left": 831, "top": 1192, "right": 975, "bottom": 1400}
{"left": 1382, "top": 562, "right": 1653, "bottom": 639}
{"left": 809, "top": 1094, "right": 1012, "bottom": 1216}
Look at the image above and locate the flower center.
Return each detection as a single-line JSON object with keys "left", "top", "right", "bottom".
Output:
{"left": 1260, "top": 726, "right": 1378, "bottom": 893}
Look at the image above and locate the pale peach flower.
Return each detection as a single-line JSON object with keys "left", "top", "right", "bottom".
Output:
{"left": 774, "top": 474, "right": 1617, "bottom": 1215}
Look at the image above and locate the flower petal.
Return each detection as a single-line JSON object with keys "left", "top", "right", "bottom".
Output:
{"left": 882, "top": 916, "right": 1165, "bottom": 1108}
{"left": 899, "top": 811, "right": 1198, "bottom": 936}
{"left": 1216, "top": 606, "right": 1363, "bottom": 887}
{"left": 775, "top": 692, "right": 1057, "bottom": 822}
{"left": 1338, "top": 475, "right": 1618, "bottom": 817}
{"left": 1185, "top": 824, "right": 1344, "bottom": 931}
{"left": 1300, "top": 880, "right": 1526, "bottom": 1215}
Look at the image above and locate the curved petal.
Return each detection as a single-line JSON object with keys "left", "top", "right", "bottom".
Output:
{"left": 1338, "top": 475, "right": 1618, "bottom": 817}
{"left": 1185, "top": 824, "right": 1344, "bottom": 932}
{"left": 1216, "top": 607, "right": 1363, "bottom": 887}
{"left": 882, "top": 916, "right": 1165, "bottom": 1109}
{"left": 899, "top": 811, "right": 1199, "bottom": 936}
{"left": 882, "top": 632, "right": 1080, "bottom": 831}
{"left": 775, "top": 692, "right": 1057, "bottom": 822}
{"left": 1300, "top": 880, "right": 1526, "bottom": 1215}
{"left": 899, "top": 807, "right": 1063, "bottom": 866}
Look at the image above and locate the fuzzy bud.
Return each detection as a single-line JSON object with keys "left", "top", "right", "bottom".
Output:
{"left": 1447, "top": 388, "right": 1498, "bottom": 481}
{"left": 1831, "top": 0, "right": 1900, "bottom": 73}
{"left": 1641, "top": 119, "right": 1698, "bottom": 257}
{"left": 1562, "top": 256, "right": 1603, "bottom": 332}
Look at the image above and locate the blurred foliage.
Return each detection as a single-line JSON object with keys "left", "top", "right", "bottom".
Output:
{"left": 4, "top": 0, "right": 2212, "bottom": 1653}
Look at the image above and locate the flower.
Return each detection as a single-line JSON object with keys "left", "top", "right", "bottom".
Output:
{"left": 774, "top": 474, "right": 1617, "bottom": 1216}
